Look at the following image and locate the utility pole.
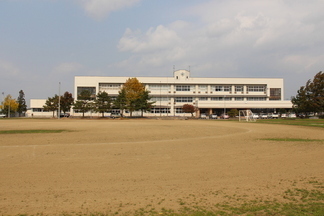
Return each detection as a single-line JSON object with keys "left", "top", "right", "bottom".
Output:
{"left": 58, "top": 82, "right": 61, "bottom": 119}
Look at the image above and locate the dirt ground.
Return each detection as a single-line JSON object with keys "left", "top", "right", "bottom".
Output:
{"left": 0, "top": 118, "right": 323, "bottom": 215}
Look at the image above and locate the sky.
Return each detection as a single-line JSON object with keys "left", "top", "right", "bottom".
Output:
{"left": 1, "top": 0, "right": 323, "bottom": 106}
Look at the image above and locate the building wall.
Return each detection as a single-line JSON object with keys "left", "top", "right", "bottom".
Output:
{"left": 26, "top": 99, "right": 56, "bottom": 118}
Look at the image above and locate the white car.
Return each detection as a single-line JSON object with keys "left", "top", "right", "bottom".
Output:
{"left": 280, "top": 113, "right": 287, "bottom": 118}
{"left": 260, "top": 113, "right": 268, "bottom": 119}
{"left": 0, "top": 114, "right": 5, "bottom": 118}
{"left": 271, "top": 113, "right": 279, "bottom": 119}
{"left": 252, "top": 113, "right": 260, "bottom": 119}
{"left": 210, "top": 114, "right": 217, "bottom": 119}
{"left": 220, "top": 114, "right": 229, "bottom": 119}
{"left": 288, "top": 113, "right": 296, "bottom": 118}
{"left": 200, "top": 114, "right": 207, "bottom": 119}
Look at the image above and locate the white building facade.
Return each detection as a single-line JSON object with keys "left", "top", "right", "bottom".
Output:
{"left": 73, "top": 69, "right": 292, "bottom": 117}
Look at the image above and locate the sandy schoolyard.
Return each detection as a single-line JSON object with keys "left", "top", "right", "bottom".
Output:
{"left": 0, "top": 118, "right": 323, "bottom": 215}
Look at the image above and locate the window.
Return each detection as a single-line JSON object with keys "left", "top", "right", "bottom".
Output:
{"left": 247, "top": 97, "right": 266, "bottom": 101}
{"left": 150, "top": 97, "right": 170, "bottom": 102}
{"left": 198, "top": 85, "right": 207, "bottom": 91}
{"left": 77, "top": 87, "right": 96, "bottom": 100}
{"left": 214, "top": 85, "right": 231, "bottom": 92}
{"left": 99, "top": 83, "right": 120, "bottom": 91}
{"left": 270, "top": 88, "right": 281, "bottom": 100}
{"left": 211, "top": 97, "right": 231, "bottom": 101}
{"left": 110, "top": 109, "right": 120, "bottom": 114}
{"left": 32, "top": 108, "right": 43, "bottom": 112}
{"left": 235, "top": 97, "right": 244, "bottom": 101}
{"left": 199, "top": 97, "right": 208, "bottom": 101}
{"left": 175, "top": 97, "right": 193, "bottom": 102}
{"left": 175, "top": 108, "right": 184, "bottom": 113}
{"left": 149, "top": 85, "right": 170, "bottom": 91}
{"left": 247, "top": 85, "right": 266, "bottom": 92}
{"left": 175, "top": 85, "right": 191, "bottom": 91}
{"left": 235, "top": 85, "right": 243, "bottom": 92}
{"left": 150, "top": 108, "right": 170, "bottom": 113}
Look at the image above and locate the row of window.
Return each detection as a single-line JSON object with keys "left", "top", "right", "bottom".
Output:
{"left": 150, "top": 108, "right": 171, "bottom": 113}
{"left": 97, "top": 84, "right": 268, "bottom": 92}
{"left": 149, "top": 97, "right": 269, "bottom": 102}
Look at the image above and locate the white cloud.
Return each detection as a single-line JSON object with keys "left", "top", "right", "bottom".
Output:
{"left": 118, "top": 25, "right": 182, "bottom": 53}
{"left": 78, "top": 0, "right": 141, "bottom": 20}
{"left": 116, "top": 0, "right": 324, "bottom": 78}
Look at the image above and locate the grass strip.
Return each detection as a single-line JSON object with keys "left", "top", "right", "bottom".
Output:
{"left": 0, "top": 129, "right": 67, "bottom": 134}
{"left": 261, "top": 138, "right": 323, "bottom": 142}
{"left": 255, "top": 119, "right": 324, "bottom": 128}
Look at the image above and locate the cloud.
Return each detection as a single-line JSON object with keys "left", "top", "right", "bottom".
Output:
{"left": 116, "top": 0, "right": 324, "bottom": 75}
{"left": 118, "top": 25, "right": 182, "bottom": 53}
{"left": 78, "top": 0, "right": 141, "bottom": 20}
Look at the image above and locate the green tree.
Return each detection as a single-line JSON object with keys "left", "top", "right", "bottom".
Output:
{"left": 73, "top": 90, "right": 93, "bottom": 117}
{"left": 94, "top": 91, "right": 111, "bottom": 117}
{"left": 135, "top": 90, "right": 155, "bottom": 117}
{"left": 0, "top": 94, "right": 19, "bottom": 117}
{"left": 308, "top": 71, "right": 324, "bottom": 114}
{"left": 291, "top": 71, "right": 323, "bottom": 115}
{"left": 228, "top": 108, "right": 239, "bottom": 117}
{"left": 17, "top": 90, "right": 27, "bottom": 117}
{"left": 43, "top": 95, "right": 59, "bottom": 117}
{"left": 182, "top": 104, "right": 196, "bottom": 117}
{"left": 60, "top": 91, "right": 74, "bottom": 114}
{"left": 114, "top": 88, "right": 127, "bottom": 117}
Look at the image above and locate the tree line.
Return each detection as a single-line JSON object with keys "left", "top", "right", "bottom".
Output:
{"left": 45, "top": 77, "right": 155, "bottom": 118}
{"left": 0, "top": 90, "right": 27, "bottom": 117}
{"left": 2, "top": 73, "right": 322, "bottom": 118}
{"left": 291, "top": 71, "right": 323, "bottom": 116}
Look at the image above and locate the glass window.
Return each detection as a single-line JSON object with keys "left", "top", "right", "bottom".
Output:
{"left": 198, "top": 85, "right": 207, "bottom": 91}
{"left": 77, "top": 87, "right": 96, "bottom": 100}
{"left": 175, "top": 85, "right": 191, "bottom": 91}
{"left": 247, "top": 97, "right": 266, "bottom": 101}
{"left": 270, "top": 88, "right": 281, "bottom": 100}
{"left": 175, "top": 108, "right": 184, "bottom": 113}
{"left": 235, "top": 85, "right": 243, "bottom": 92}
{"left": 199, "top": 97, "right": 208, "bottom": 101}
{"left": 150, "top": 108, "right": 170, "bottom": 113}
{"left": 149, "top": 85, "right": 170, "bottom": 91}
{"left": 214, "top": 85, "right": 231, "bottom": 92}
{"left": 175, "top": 97, "right": 193, "bottom": 102}
{"left": 210, "top": 97, "right": 231, "bottom": 101}
{"left": 235, "top": 97, "right": 244, "bottom": 101}
{"left": 99, "top": 83, "right": 121, "bottom": 91}
{"left": 150, "top": 97, "right": 170, "bottom": 102}
{"left": 247, "top": 85, "right": 266, "bottom": 92}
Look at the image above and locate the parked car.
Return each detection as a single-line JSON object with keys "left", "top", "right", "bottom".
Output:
{"left": 200, "top": 113, "right": 207, "bottom": 119}
{"left": 271, "top": 113, "right": 279, "bottom": 119}
{"left": 210, "top": 114, "right": 217, "bottom": 119}
{"left": 267, "top": 113, "right": 279, "bottom": 119}
{"left": 252, "top": 113, "right": 260, "bottom": 119}
{"left": 288, "top": 113, "right": 296, "bottom": 118}
{"left": 280, "top": 113, "right": 287, "bottom": 118}
{"left": 60, "top": 113, "right": 70, "bottom": 118}
{"left": 0, "top": 114, "right": 5, "bottom": 118}
{"left": 260, "top": 113, "right": 268, "bottom": 119}
{"left": 110, "top": 113, "right": 121, "bottom": 119}
{"left": 220, "top": 113, "right": 229, "bottom": 119}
